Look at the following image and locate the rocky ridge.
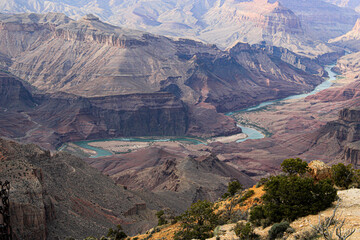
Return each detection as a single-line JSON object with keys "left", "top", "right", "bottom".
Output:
{"left": 329, "top": 18, "right": 360, "bottom": 51}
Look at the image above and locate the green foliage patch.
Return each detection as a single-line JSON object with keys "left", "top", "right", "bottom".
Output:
{"left": 174, "top": 200, "right": 220, "bottom": 240}
{"left": 250, "top": 159, "right": 337, "bottom": 226}
{"left": 331, "top": 163, "right": 358, "bottom": 189}
{"left": 268, "top": 221, "right": 291, "bottom": 240}
{"left": 234, "top": 222, "right": 259, "bottom": 240}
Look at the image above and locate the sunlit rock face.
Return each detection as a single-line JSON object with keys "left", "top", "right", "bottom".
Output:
{"left": 1, "top": 0, "right": 356, "bottom": 56}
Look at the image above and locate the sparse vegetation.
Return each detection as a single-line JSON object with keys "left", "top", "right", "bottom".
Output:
{"left": 268, "top": 221, "right": 292, "bottom": 240}
{"left": 174, "top": 200, "right": 220, "bottom": 240}
{"left": 281, "top": 158, "right": 309, "bottom": 175}
{"left": 239, "top": 190, "right": 254, "bottom": 203}
{"left": 250, "top": 159, "right": 337, "bottom": 226}
{"left": 234, "top": 222, "right": 259, "bottom": 240}
{"left": 107, "top": 225, "right": 127, "bottom": 240}
{"left": 156, "top": 210, "right": 167, "bottom": 226}
{"left": 331, "top": 163, "right": 356, "bottom": 189}
{"left": 222, "top": 180, "right": 243, "bottom": 199}
{"left": 311, "top": 203, "right": 356, "bottom": 240}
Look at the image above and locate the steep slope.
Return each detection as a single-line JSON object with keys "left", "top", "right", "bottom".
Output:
{"left": 0, "top": 71, "right": 35, "bottom": 110}
{"left": 329, "top": 18, "right": 360, "bottom": 51}
{"left": 0, "top": 138, "right": 159, "bottom": 239}
{"left": 0, "top": 0, "right": 348, "bottom": 56}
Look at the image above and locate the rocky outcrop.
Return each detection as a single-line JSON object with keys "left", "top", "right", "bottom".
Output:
{"left": 340, "top": 107, "right": 360, "bottom": 122}
{"left": 308, "top": 160, "right": 332, "bottom": 181}
{"left": 343, "top": 141, "right": 360, "bottom": 167}
{"left": 0, "top": 73, "right": 190, "bottom": 149}
{"left": 0, "top": 138, "right": 158, "bottom": 239}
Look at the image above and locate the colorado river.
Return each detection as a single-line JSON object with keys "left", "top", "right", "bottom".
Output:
{"left": 64, "top": 65, "right": 337, "bottom": 157}
{"left": 227, "top": 65, "right": 337, "bottom": 142}
{"left": 68, "top": 137, "right": 205, "bottom": 158}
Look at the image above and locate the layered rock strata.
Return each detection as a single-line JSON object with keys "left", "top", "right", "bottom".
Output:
{"left": 0, "top": 12, "right": 328, "bottom": 147}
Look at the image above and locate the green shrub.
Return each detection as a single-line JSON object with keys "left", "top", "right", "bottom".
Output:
{"left": 281, "top": 158, "right": 309, "bottom": 175}
{"left": 268, "top": 221, "right": 290, "bottom": 240}
{"left": 250, "top": 166, "right": 337, "bottom": 226}
{"left": 352, "top": 169, "right": 360, "bottom": 188}
{"left": 262, "top": 175, "right": 336, "bottom": 223}
{"left": 234, "top": 222, "right": 259, "bottom": 240}
{"left": 249, "top": 205, "right": 266, "bottom": 227}
{"left": 331, "top": 163, "right": 354, "bottom": 189}
{"left": 222, "top": 192, "right": 230, "bottom": 199}
{"left": 223, "top": 180, "right": 243, "bottom": 199}
{"left": 174, "top": 200, "right": 219, "bottom": 240}
{"left": 156, "top": 210, "right": 167, "bottom": 226}
{"left": 107, "top": 225, "right": 127, "bottom": 240}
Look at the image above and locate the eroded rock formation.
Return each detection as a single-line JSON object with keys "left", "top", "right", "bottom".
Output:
{"left": 0, "top": 12, "right": 327, "bottom": 148}
{"left": 0, "top": 138, "right": 158, "bottom": 239}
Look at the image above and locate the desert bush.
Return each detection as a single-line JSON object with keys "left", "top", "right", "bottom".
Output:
{"left": 250, "top": 159, "right": 337, "bottom": 226}
{"left": 331, "top": 163, "right": 354, "bottom": 189}
{"left": 223, "top": 180, "right": 243, "bottom": 198}
{"left": 174, "top": 200, "right": 219, "bottom": 240}
{"left": 262, "top": 175, "right": 336, "bottom": 223}
{"left": 156, "top": 210, "right": 167, "bottom": 226}
{"left": 234, "top": 222, "right": 259, "bottom": 240}
{"left": 249, "top": 205, "right": 266, "bottom": 227}
{"left": 268, "top": 221, "right": 291, "bottom": 240}
{"left": 291, "top": 228, "right": 319, "bottom": 240}
{"left": 229, "top": 210, "right": 249, "bottom": 223}
{"left": 107, "top": 225, "right": 127, "bottom": 240}
{"left": 255, "top": 178, "right": 269, "bottom": 188}
{"left": 281, "top": 158, "right": 309, "bottom": 175}
{"left": 351, "top": 169, "right": 360, "bottom": 188}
